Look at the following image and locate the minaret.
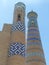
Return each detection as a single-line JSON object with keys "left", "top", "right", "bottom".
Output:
{"left": 7, "top": 2, "right": 26, "bottom": 65}
{"left": 13, "top": 2, "right": 25, "bottom": 23}
{"left": 26, "top": 11, "right": 46, "bottom": 65}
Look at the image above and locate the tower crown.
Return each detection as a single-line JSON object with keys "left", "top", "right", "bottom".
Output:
{"left": 13, "top": 2, "right": 25, "bottom": 24}
{"left": 27, "top": 11, "right": 38, "bottom": 27}
{"left": 15, "top": 2, "right": 26, "bottom": 10}
{"left": 27, "top": 11, "right": 38, "bottom": 19}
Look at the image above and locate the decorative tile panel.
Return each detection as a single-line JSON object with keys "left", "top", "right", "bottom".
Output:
{"left": 8, "top": 42, "right": 25, "bottom": 57}
{"left": 28, "top": 28, "right": 38, "bottom": 32}
{"left": 12, "top": 21, "right": 25, "bottom": 33}
{"left": 26, "top": 59, "right": 46, "bottom": 64}
{"left": 28, "top": 33, "right": 39, "bottom": 37}
{"left": 27, "top": 42, "right": 42, "bottom": 47}
{"left": 26, "top": 52, "right": 44, "bottom": 58}
{"left": 27, "top": 37, "right": 40, "bottom": 41}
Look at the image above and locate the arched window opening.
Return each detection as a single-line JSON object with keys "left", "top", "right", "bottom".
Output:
{"left": 17, "top": 14, "right": 21, "bottom": 21}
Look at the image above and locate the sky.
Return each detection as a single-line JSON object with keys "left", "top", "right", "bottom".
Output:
{"left": 0, "top": 0, "right": 49, "bottom": 65}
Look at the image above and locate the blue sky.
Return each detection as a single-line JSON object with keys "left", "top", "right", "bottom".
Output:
{"left": 0, "top": 0, "right": 49, "bottom": 65}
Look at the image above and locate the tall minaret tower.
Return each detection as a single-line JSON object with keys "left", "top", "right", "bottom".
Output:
{"left": 7, "top": 2, "right": 26, "bottom": 65}
{"left": 26, "top": 11, "right": 46, "bottom": 65}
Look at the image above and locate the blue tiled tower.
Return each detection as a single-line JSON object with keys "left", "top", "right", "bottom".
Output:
{"left": 26, "top": 11, "right": 46, "bottom": 65}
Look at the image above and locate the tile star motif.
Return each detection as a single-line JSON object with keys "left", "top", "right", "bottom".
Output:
{"left": 8, "top": 42, "right": 25, "bottom": 57}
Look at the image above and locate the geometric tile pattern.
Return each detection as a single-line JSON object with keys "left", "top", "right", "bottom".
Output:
{"left": 12, "top": 21, "right": 25, "bottom": 33}
{"left": 27, "top": 42, "right": 42, "bottom": 47}
{"left": 28, "top": 17, "right": 37, "bottom": 27}
{"left": 28, "top": 28, "right": 38, "bottom": 32}
{"left": 8, "top": 42, "right": 25, "bottom": 57}
{"left": 26, "top": 52, "right": 44, "bottom": 58}
{"left": 26, "top": 59, "right": 46, "bottom": 64}
{"left": 27, "top": 37, "right": 40, "bottom": 41}
{"left": 28, "top": 33, "right": 39, "bottom": 37}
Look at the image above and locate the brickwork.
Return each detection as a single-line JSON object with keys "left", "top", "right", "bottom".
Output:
{"left": 0, "top": 2, "right": 46, "bottom": 65}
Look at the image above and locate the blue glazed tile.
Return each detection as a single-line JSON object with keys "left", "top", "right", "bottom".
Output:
{"left": 12, "top": 21, "right": 25, "bottom": 33}
{"left": 26, "top": 52, "right": 44, "bottom": 58}
{"left": 27, "top": 42, "right": 42, "bottom": 47}
{"left": 28, "top": 33, "right": 39, "bottom": 37}
{"left": 27, "top": 37, "right": 40, "bottom": 41}
{"left": 28, "top": 28, "right": 38, "bottom": 32}
{"left": 8, "top": 42, "right": 25, "bottom": 57}
{"left": 26, "top": 59, "right": 46, "bottom": 64}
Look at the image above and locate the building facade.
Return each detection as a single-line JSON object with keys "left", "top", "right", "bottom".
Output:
{"left": 0, "top": 2, "right": 46, "bottom": 65}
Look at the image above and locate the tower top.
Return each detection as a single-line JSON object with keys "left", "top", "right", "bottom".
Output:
{"left": 27, "top": 11, "right": 38, "bottom": 19}
{"left": 13, "top": 2, "right": 26, "bottom": 23}
{"left": 15, "top": 2, "right": 26, "bottom": 10}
